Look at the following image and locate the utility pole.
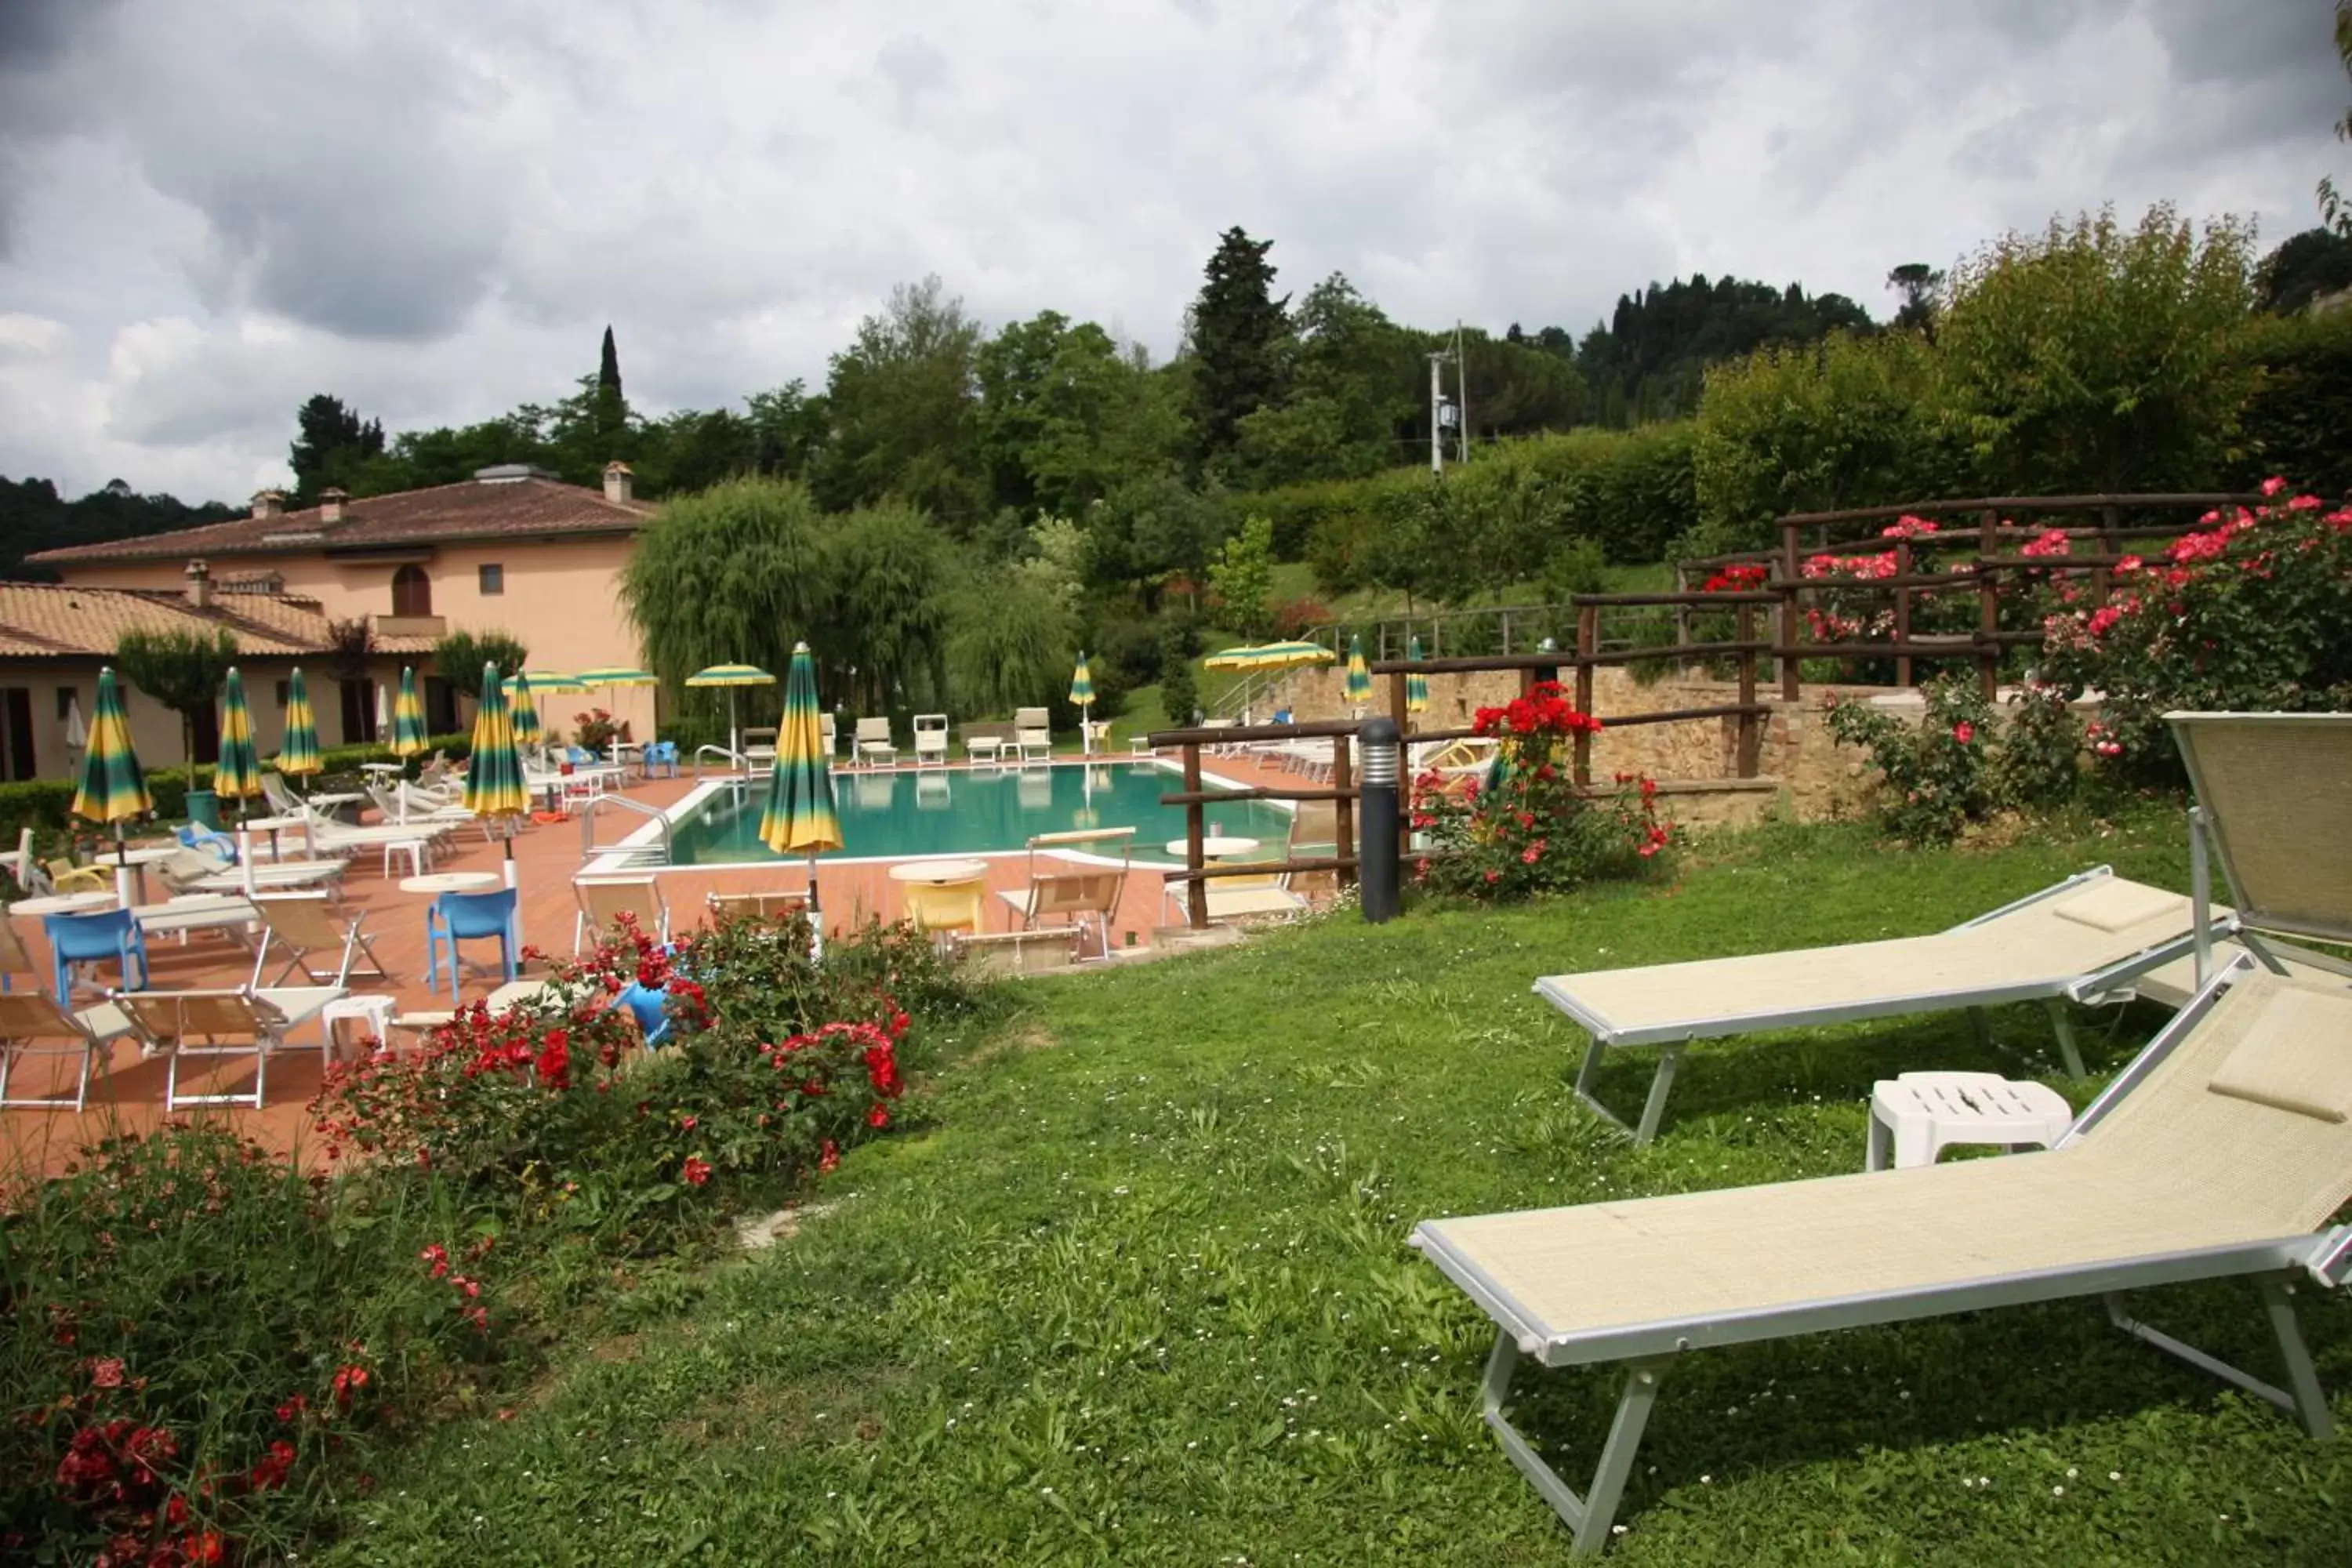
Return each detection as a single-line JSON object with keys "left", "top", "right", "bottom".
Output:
{"left": 1454, "top": 321, "right": 1470, "bottom": 465}
{"left": 1428, "top": 350, "right": 1450, "bottom": 476}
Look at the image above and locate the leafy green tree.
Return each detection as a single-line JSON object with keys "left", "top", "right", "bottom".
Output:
{"left": 978, "top": 314, "right": 1184, "bottom": 517}
{"left": 0, "top": 477, "right": 236, "bottom": 581}
{"left": 2320, "top": 2, "right": 2352, "bottom": 236}
{"left": 1563, "top": 274, "right": 1875, "bottom": 427}
{"left": 431, "top": 629, "right": 529, "bottom": 684}
{"left": 818, "top": 502, "right": 950, "bottom": 710}
{"left": 1233, "top": 274, "right": 1415, "bottom": 483}
{"left": 1157, "top": 636, "right": 1199, "bottom": 727}
{"left": 1885, "top": 263, "right": 1944, "bottom": 336}
{"left": 943, "top": 572, "right": 1073, "bottom": 717}
{"left": 1185, "top": 227, "right": 1290, "bottom": 465}
{"left": 115, "top": 628, "right": 238, "bottom": 768}
{"left": 815, "top": 276, "right": 987, "bottom": 529}
{"left": 1207, "top": 516, "right": 1276, "bottom": 638}
{"left": 1937, "top": 203, "right": 2260, "bottom": 493}
{"left": 1014, "top": 515, "right": 1087, "bottom": 615}
{"left": 621, "top": 477, "right": 833, "bottom": 706}
{"left": 289, "top": 395, "right": 387, "bottom": 502}
{"left": 592, "top": 325, "right": 628, "bottom": 446}
{"left": 1087, "top": 474, "right": 1227, "bottom": 607}
{"left": 1690, "top": 331, "right": 1968, "bottom": 556}
{"left": 2255, "top": 228, "right": 2352, "bottom": 315}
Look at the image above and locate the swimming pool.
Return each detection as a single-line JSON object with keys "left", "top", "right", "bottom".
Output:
{"left": 662, "top": 761, "right": 1295, "bottom": 866}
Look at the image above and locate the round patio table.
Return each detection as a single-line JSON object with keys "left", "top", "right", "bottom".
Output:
{"left": 9, "top": 890, "right": 118, "bottom": 918}
{"left": 400, "top": 872, "right": 502, "bottom": 895}
{"left": 1165, "top": 835, "right": 1260, "bottom": 861}
{"left": 888, "top": 858, "right": 989, "bottom": 885}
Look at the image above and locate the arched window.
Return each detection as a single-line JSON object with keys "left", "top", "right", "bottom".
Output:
{"left": 391, "top": 565, "right": 431, "bottom": 616}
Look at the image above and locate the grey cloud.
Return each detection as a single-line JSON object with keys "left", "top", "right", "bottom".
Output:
{"left": 876, "top": 34, "right": 953, "bottom": 114}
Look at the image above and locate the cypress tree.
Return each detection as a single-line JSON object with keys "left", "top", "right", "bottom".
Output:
{"left": 1186, "top": 227, "right": 1290, "bottom": 462}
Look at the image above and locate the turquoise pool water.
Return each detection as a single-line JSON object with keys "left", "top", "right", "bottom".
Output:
{"left": 666, "top": 762, "right": 1295, "bottom": 866}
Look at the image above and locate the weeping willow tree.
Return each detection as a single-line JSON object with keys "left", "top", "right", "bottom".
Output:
{"left": 942, "top": 571, "right": 1073, "bottom": 717}
{"left": 819, "top": 500, "right": 949, "bottom": 710}
{"left": 625, "top": 476, "right": 962, "bottom": 720}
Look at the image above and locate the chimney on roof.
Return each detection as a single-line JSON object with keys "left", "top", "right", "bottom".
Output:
{"left": 603, "top": 460, "right": 634, "bottom": 506}
{"left": 184, "top": 558, "right": 212, "bottom": 609}
{"left": 252, "top": 488, "right": 285, "bottom": 521}
{"left": 319, "top": 486, "right": 349, "bottom": 524}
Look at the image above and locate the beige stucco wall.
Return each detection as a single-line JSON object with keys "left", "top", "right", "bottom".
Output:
{"left": 56, "top": 536, "right": 658, "bottom": 745}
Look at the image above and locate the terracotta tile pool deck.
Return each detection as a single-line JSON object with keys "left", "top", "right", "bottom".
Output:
{"left": 1, "top": 750, "right": 1320, "bottom": 1178}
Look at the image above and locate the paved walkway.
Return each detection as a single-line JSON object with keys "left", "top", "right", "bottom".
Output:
{"left": 1, "top": 749, "right": 1331, "bottom": 1178}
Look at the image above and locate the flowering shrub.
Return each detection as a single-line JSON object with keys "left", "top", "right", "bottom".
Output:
{"left": 0, "top": 1127, "right": 484, "bottom": 1566}
{"left": 571, "top": 707, "right": 630, "bottom": 753}
{"left": 1825, "top": 675, "right": 2006, "bottom": 845}
{"left": 1701, "top": 562, "right": 1768, "bottom": 593}
{"left": 2036, "top": 481, "right": 2352, "bottom": 779}
{"left": 1410, "top": 681, "right": 1671, "bottom": 898}
{"left": 1270, "top": 597, "right": 1334, "bottom": 639}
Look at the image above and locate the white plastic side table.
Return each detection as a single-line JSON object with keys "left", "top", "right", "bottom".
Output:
{"left": 1865, "top": 1070, "right": 2074, "bottom": 1171}
{"left": 321, "top": 995, "right": 396, "bottom": 1060}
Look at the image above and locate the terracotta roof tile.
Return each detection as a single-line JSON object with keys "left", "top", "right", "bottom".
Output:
{"left": 27, "top": 474, "right": 652, "bottom": 565}
{"left": 0, "top": 583, "right": 436, "bottom": 659}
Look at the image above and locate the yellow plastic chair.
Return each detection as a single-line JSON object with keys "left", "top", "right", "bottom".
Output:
{"left": 903, "top": 877, "right": 986, "bottom": 938}
{"left": 45, "top": 858, "right": 110, "bottom": 895}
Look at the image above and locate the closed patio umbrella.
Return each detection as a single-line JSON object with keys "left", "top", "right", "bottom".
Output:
{"left": 1069, "top": 652, "right": 1095, "bottom": 756}
{"left": 1406, "top": 637, "right": 1430, "bottom": 717}
{"left": 391, "top": 667, "right": 429, "bottom": 759}
{"left": 1345, "top": 634, "right": 1372, "bottom": 713}
{"left": 758, "top": 643, "right": 840, "bottom": 943}
{"left": 686, "top": 662, "right": 775, "bottom": 760}
{"left": 278, "top": 666, "right": 321, "bottom": 793}
{"left": 506, "top": 671, "right": 543, "bottom": 753}
{"left": 215, "top": 667, "right": 264, "bottom": 892}
{"left": 464, "top": 662, "right": 532, "bottom": 953}
{"left": 72, "top": 666, "right": 151, "bottom": 907}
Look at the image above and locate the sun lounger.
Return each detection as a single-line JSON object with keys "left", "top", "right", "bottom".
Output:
{"left": 913, "top": 713, "right": 949, "bottom": 766}
{"left": 0, "top": 991, "right": 132, "bottom": 1111}
{"left": 1013, "top": 708, "right": 1053, "bottom": 762}
{"left": 2169, "top": 711, "right": 2352, "bottom": 985}
{"left": 1000, "top": 828, "right": 1131, "bottom": 955}
{"left": 118, "top": 985, "right": 346, "bottom": 1112}
{"left": 1414, "top": 958, "right": 2352, "bottom": 1554}
{"left": 1536, "top": 867, "right": 2224, "bottom": 1144}
{"left": 853, "top": 717, "right": 898, "bottom": 768}
{"left": 573, "top": 874, "right": 672, "bottom": 953}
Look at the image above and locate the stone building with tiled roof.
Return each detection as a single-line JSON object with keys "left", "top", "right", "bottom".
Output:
{"left": 14, "top": 463, "right": 658, "bottom": 777}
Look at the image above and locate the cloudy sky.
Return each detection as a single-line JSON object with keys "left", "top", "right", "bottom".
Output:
{"left": 0, "top": 0, "right": 2341, "bottom": 502}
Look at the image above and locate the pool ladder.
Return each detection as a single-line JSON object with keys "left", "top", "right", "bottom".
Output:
{"left": 578, "top": 791, "right": 674, "bottom": 869}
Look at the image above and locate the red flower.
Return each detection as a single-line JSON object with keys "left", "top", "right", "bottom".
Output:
{"left": 680, "top": 1114, "right": 698, "bottom": 1132}
{"left": 682, "top": 1156, "right": 713, "bottom": 1188}
{"left": 1952, "top": 721, "right": 1973, "bottom": 745}
{"left": 247, "top": 1439, "right": 296, "bottom": 1491}
{"left": 2261, "top": 475, "right": 2288, "bottom": 497}
{"left": 331, "top": 1364, "right": 370, "bottom": 1410}
{"left": 819, "top": 1140, "right": 840, "bottom": 1174}
{"left": 419, "top": 1243, "right": 450, "bottom": 1279}
{"left": 867, "top": 1103, "right": 891, "bottom": 1129}
{"left": 90, "top": 1356, "right": 125, "bottom": 1388}
{"left": 275, "top": 1394, "right": 307, "bottom": 1423}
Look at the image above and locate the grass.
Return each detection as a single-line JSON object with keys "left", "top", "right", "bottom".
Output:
{"left": 328, "top": 800, "right": 2352, "bottom": 1564}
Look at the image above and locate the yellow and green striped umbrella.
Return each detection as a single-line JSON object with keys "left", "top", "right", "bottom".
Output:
{"left": 213, "top": 667, "right": 263, "bottom": 808}
{"left": 577, "top": 666, "right": 657, "bottom": 688}
{"left": 391, "top": 666, "right": 429, "bottom": 758}
{"left": 687, "top": 662, "right": 775, "bottom": 759}
{"left": 508, "top": 670, "right": 586, "bottom": 695}
{"left": 463, "top": 662, "right": 529, "bottom": 821}
{"left": 507, "top": 671, "right": 543, "bottom": 751}
{"left": 1405, "top": 637, "right": 1429, "bottom": 715}
{"left": 278, "top": 666, "right": 321, "bottom": 779}
{"left": 1344, "top": 634, "right": 1372, "bottom": 709}
{"left": 73, "top": 666, "right": 151, "bottom": 828}
{"left": 1202, "top": 641, "right": 1335, "bottom": 673}
{"left": 1068, "top": 652, "right": 1094, "bottom": 710}
{"left": 760, "top": 643, "right": 840, "bottom": 912}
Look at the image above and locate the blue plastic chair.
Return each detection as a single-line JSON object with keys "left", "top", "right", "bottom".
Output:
{"left": 565, "top": 746, "right": 597, "bottom": 768}
{"left": 644, "top": 741, "right": 680, "bottom": 779}
{"left": 424, "top": 888, "right": 517, "bottom": 995}
{"left": 45, "top": 909, "right": 148, "bottom": 1004}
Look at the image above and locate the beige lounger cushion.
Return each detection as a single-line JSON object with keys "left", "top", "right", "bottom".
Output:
{"left": 2208, "top": 989, "right": 2352, "bottom": 1123}
{"left": 1422, "top": 974, "right": 2352, "bottom": 1343}
{"left": 1543, "top": 874, "right": 2207, "bottom": 1036}
{"left": 2051, "top": 878, "right": 2185, "bottom": 934}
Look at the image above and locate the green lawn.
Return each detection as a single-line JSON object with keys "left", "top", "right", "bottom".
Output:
{"left": 330, "top": 803, "right": 2352, "bottom": 1564}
